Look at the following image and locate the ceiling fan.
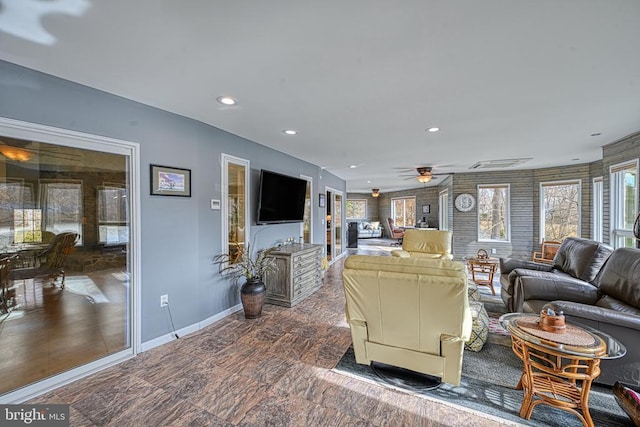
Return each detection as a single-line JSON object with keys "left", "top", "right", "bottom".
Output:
{"left": 395, "top": 166, "right": 447, "bottom": 184}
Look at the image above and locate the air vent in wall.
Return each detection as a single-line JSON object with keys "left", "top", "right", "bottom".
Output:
{"left": 469, "top": 158, "right": 532, "bottom": 169}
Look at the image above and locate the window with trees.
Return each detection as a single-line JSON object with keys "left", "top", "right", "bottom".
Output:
{"left": 391, "top": 196, "right": 416, "bottom": 227}
{"left": 478, "top": 184, "right": 510, "bottom": 241}
{"left": 540, "top": 180, "right": 581, "bottom": 242}
{"left": 610, "top": 160, "right": 638, "bottom": 248}
{"left": 0, "top": 181, "right": 37, "bottom": 246}
{"left": 346, "top": 199, "right": 367, "bottom": 219}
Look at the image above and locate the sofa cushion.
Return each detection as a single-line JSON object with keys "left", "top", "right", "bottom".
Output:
{"left": 596, "top": 247, "right": 640, "bottom": 309}
{"left": 596, "top": 296, "right": 640, "bottom": 316}
{"left": 553, "top": 237, "right": 612, "bottom": 283}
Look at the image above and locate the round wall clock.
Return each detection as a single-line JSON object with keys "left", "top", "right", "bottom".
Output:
{"left": 455, "top": 193, "right": 475, "bottom": 212}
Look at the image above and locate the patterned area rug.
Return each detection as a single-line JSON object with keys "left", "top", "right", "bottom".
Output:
{"left": 333, "top": 345, "right": 629, "bottom": 426}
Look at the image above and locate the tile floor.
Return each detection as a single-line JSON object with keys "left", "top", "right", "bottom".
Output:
{"left": 26, "top": 246, "right": 516, "bottom": 426}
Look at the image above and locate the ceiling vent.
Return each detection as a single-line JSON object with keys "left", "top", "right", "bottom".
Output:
{"left": 469, "top": 158, "right": 532, "bottom": 169}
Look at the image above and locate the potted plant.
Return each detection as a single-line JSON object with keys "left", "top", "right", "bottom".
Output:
{"left": 213, "top": 243, "right": 278, "bottom": 319}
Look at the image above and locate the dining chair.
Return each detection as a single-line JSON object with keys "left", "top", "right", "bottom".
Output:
{"left": 9, "top": 232, "right": 79, "bottom": 289}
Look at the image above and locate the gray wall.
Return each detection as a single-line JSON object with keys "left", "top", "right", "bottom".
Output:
{"left": 0, "top": 60, "right": 346, "bottom": 342}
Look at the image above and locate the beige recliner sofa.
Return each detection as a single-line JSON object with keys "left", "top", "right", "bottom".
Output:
{"left": 342, "top": 255, "right": 472, "bottom": 385}
{"left": 391, "top": 229, "right": 453, "bottom": 259}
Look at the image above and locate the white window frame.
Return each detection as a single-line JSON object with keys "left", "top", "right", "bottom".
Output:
{"left": 346, "top": 199, "right": 367, "bottom": 219}
{"left": 477, "top": 183, "right": 511, "bottom": 242}
{"left": 439, "top": 189, "right": 449, "bottom": 231}
{"left": 221, "top": 153, "right": 250, "bottom": 255}
{"left": 539, "top": 179, "right": 581, "bottom": 243}
{"left": 593, "top": 177, "right": 603, "bottom": 242}
{"left": 610, "top": 159, "right": 638, "bottom": 248}
{"left": 391, "top": 196, "right": 416, "bottom": 228}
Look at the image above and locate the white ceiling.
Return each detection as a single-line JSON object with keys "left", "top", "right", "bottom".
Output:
{"left": 1, "top": 1, "right": 639, "bottom": 193}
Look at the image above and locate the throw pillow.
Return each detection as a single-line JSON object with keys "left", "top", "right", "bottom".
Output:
{"left": 370, "top": 221, "right": 380, "bottom": 230}
{"left": 614, "top": 381, "right": 640, "bottom": 426}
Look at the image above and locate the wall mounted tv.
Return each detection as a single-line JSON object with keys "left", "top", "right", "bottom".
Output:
{"left": 256, "top": 169, "right": 307, "bottom": 224}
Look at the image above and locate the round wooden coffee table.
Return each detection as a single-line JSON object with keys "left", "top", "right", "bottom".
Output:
{"left": 500, "top": 313, "right": 626, "bottom": 427}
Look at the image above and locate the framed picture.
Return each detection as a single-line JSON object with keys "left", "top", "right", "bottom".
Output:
{"left": 319, "top": 193, "right": 326, "bottom": 208}
{"left": 150, "top": 164, "right": 191, "bottom": 197}
{"left": 422, "top": 204, "right": 430, "bottom": 214}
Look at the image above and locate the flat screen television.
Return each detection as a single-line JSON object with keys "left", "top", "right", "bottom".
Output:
{"left": 256, "top": 169, "right": 307, "bottom": 224}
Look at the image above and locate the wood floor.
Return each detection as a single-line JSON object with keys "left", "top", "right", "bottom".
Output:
{"left": 26, "top": 246, "right": 512, "bottom": 427}
{"left": 0, "top": 270, "right": 128, "bottom": 395}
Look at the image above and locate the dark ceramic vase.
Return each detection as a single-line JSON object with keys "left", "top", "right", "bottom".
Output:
{"left": 240, "top": 278, "right": 266, "bottom": 319}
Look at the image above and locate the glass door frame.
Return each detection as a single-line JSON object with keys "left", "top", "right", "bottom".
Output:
{"left": 0, "top": 117, "right": 141, "bottom": 403}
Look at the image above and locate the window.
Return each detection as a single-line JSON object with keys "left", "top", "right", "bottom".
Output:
{"left": 540, "top": 180, "right": 581, "bottom": 242}
{"left": 301, "top": 175, "right": 312, "bottom": 243}
{"left": 610, "top": 160, "right": 638, "bottom": 248}
{"left": 222, "top": 154, "right": 249, "bottom": 263}
{"left": 0, "top": 181, "right": 35, "bottom": 246}
{"left": 13, "top": 209, "right": 42, "bottom": 244}
{"left": 346, "top": 199, "right": 367, "bottom": 219}
{"left": 97, "top": 185, "right": 129, "bottom": 245}
{"left": 439, "top": 189, "right": 449, "bottom": 231}
{"left": 40, "top": 180, "right": 83, "bottom": 244}
{"left": 478, "top": 184, "right": 510, "bottom": 241}
{"left": 391, "top": 197, "right": 416, "bottom": 227}
{"left": 593, "top": 177, "right": 603, "bottom": 242}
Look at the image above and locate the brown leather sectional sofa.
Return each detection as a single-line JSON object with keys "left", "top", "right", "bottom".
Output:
{"left": 500, "top": 237, "right": 640, "bottom": 386}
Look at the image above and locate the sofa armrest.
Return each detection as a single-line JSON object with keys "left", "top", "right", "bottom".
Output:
{"left": 544, "top": 301, "right": 640, "bottom": 331}
{"left": 518, "top": 274, "right": 599, "bottom": 305}
{"left": 499, "top": 257, "right": 553, "bottom": 276}
{"left": 391, "top": 250, "right": 410, "bottom": 258}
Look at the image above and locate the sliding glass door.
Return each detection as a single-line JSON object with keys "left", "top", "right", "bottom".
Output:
{"left": 0, "top": 119, "right": 137, "bottom": 400}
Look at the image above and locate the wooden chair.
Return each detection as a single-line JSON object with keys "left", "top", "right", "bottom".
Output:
{"left": 0, "top": 255, "right": 16, "bottom": 314}
{"left": 9, "top": 232, "right": 79, "bottom": 289}
{"left": 532, "top": 240, "right": 562, "bottom": 264}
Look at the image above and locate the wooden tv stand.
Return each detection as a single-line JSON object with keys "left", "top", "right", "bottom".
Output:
{"left": 263, "top": 243, "right": 323, "bottom": 307}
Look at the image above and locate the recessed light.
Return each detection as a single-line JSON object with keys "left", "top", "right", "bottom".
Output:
{"left": 282, "top": 129, "right": 297, "bottom": 135}
{"left": 590, "top": 133, "right": 601, "bottom": 137}
{"left": 427, "top": 127, "right": 440, "bottom": 133}
{"left": 349, "top": 165, "right": 357, "bottom": 169}
{"left": 217, "top": 96, "right": 237, "bottom": 106}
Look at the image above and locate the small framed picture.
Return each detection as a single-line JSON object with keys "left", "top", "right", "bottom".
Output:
{"left": 422, "top": 204, "right": 430, "bottom": 214}
{"left": 319, "top": 193, "right": 326, "bottom": 208}
{"left": 150, "top": 164, "right": 191, "bottom": 197}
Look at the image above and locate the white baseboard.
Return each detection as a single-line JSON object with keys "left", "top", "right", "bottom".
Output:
{"left": 140, "top": 303, "right": 243, "bottom": 352}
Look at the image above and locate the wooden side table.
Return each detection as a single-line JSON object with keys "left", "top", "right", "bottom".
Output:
{"left": 500, "top": 313, "right": 626, "bottom": 427}
{"left": 467, "top": 257, "right": 498, "bottom": 295}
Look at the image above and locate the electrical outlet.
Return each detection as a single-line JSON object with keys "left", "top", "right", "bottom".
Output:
{"left": 491, "top": 248, "right": 497, "bottom": 255}
{"left": 160, "top": 294, "right": 168, "bottom": 307}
